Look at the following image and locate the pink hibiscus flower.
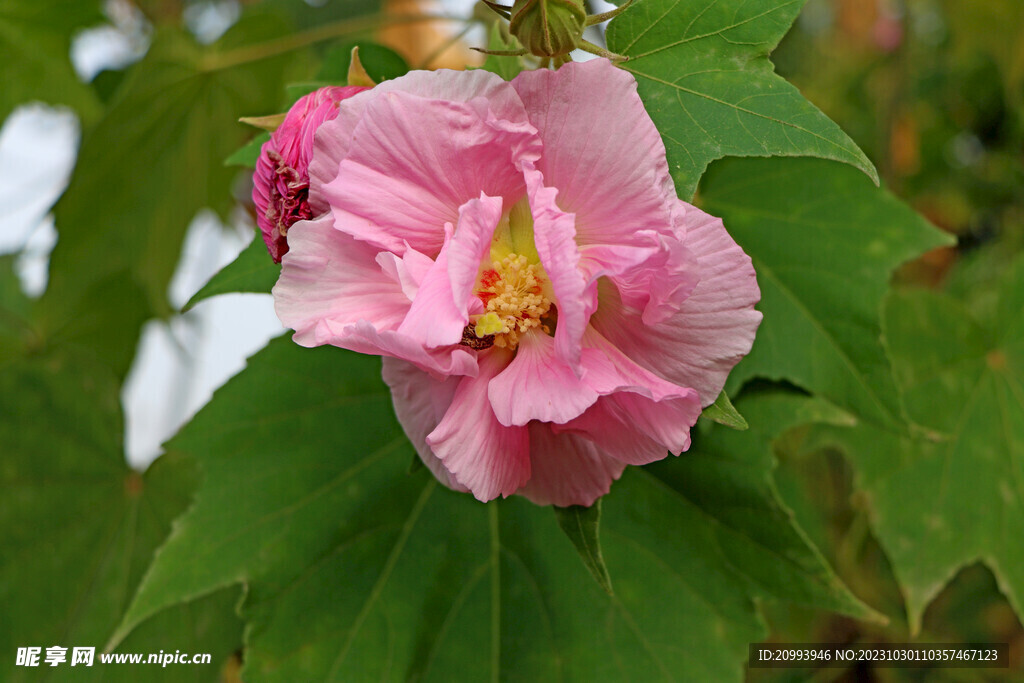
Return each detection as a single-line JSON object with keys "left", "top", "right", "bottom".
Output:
{"left": 273, "top": 59, "right": 761, "bottom": 507}
{"left": 253, "top": 85, "right": 369, "bottom": 262}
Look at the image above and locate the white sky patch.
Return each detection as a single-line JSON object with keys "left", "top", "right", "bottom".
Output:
{"left": 122, "top": 211, "right": 283, "bottom": 469}
{"left": 0, "top": 106, "right": 79, "bottom": 296}
{"left": 184, "top": 0, "right": 241, "bottom": 45}
{"left": 71, "top": 0, "right": 150, "bottom": 81}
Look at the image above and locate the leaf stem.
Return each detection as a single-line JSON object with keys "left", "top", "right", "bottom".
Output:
{"left": 200, "top": 13, "right": 474, "bottom": 71}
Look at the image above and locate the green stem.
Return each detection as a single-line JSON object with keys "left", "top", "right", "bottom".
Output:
{"left": 416, "top": 23, "right": 475, "bottom": 69}
{"left": 199, "top": 13, "right": 473, "bottom": 71}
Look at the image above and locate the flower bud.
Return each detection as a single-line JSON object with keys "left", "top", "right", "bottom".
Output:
{"left": 252, "top": 86, "right": 368, "bottom": 262}
{"left": 509, "top": 0, "right": 586, "bottom": 58}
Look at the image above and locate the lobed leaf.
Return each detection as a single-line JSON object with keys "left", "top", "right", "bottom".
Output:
{"left": 36, "top": 14, "right": 292, "bottom": 381}
{"left": 115, "top": 334, "right": 885, "bottom": 680}
{"left": 810, "top": 257, "right": 1024, "bottom": 631}
{"left": 701, "top": 157, "right": 953, "bottom": 429}
{"left": 0, "top": 355, "right": 242, "bottom": 681}
{"left": 0, "top": 0, "right": 103, "bottom": 124}
{"left": 607, "top": 0, "right": 878, "bottom": 198}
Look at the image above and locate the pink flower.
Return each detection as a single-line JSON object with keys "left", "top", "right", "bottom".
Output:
{"left": 253, "top": 85, "right": 369, "bottom": 262}
{"left": 273, "top": 60, "right": 761, "bottom": 506}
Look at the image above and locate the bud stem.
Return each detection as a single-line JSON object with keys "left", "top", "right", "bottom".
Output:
{"left": 585, "top": 0, "right": 634, "bottom": 27}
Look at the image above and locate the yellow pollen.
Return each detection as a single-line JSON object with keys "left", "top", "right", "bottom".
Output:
{"left": 473, "top": 253, "right": 551, "bottom": 349}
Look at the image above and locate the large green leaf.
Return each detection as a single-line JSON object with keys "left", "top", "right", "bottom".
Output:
{"left": 648, "top": 388, "right": 877, "bottom": 621}
{"left": 812, "top": 259, "right": 1024, "bottom": 631}
{"left": 0, "top": 355, "right": 242, "bottom": 681}
{"left": 36, "top": 13, "right": 292, "bottom": 380}
{"left": 114, "top": 336, "right": 882, "bottom": 680}
{"left": 606, "top": 0, "right": 877, "bottom": 197}
{"left": 0, "top": 255, "right": 33, "bottom": 363}
{"left": 700, "top": 157, "right": 952, "bottom": 429}
{"left": 0, "top": 0, "right": 103, "bottom": 124}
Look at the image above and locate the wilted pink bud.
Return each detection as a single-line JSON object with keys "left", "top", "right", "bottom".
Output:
{"left": 253, "top": 86, "right": 369, "bottom": 262}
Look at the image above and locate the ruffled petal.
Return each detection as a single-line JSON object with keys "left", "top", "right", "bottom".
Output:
{"left": 320, "top": 319, "right": 477, "bottom": 380}
{"left": 375, "top": 245, "right": 434, "bottom": 302}
{"left": 381, "top": 357, "right": 468, "bottom": 493}
{"left": 517, "top": 424, "right": 625, "bottom": 507}
{"left": 396, "top": 227, "right": 464, "bottom": 348}
{"left": 321, "top": 91, "right": 538, "bottom": 256}
{"left": 556, "top": 389, "right": 700, "bottom": 466}
{"left": 398, "top": 194, "right": 503, "bottom": 347}
{"left": 487, "top": 329, "right": 598, "bottom": 427}
{"left": 273, "top": 214, "right": 411, "bottom": 345}
{"left": 591, "top": 203, "right": 762, "bottom": 406}
{"left": 544, "top": 327, "right": 701, "bottom": 465}
{"left": 512, "top": 59, "right": 677, "bottom": 246}
{"left": 427, "top": 349, "right": 530, "bottom": 501}
{"left": 525, "top": 167, "right": 591, "bottom": 373}
{"left": 310, "top": 69, "right": 531, "bottom": 213}
{"left": 553, "top": 401, "right": 668, "bottom": 466}
{"left": 448, "top": 195, "right": 504, "bottom": 317}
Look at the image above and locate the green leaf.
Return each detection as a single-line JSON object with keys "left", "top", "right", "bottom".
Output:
{"left": 814, "top": 258, "right": 1024, "bottom": 631}
{"left": 317, "top": 40, "right": 410, "bottom": 83}
{"left": 225, "top": 131, "right": 271, "bottom": 167}
{"left": 116, "top": 338, "right": 777, "bottom": 681}
{"left": 479, "top": 20, "right": 524, "bottom": 81}
{"left": 606, "top": 0, "right": 878, "bottom": 197}
{"left": 553, "top": 500, "right": 613, "bottom": 596}
{"left": 0, "top": 0, "right": 103, "bottom": 124}
{"left": 36, "top": 13, "right": 292, "bottom": 380}
{"left": 700, "top": 157, "right": 953, "bottom": 429}
{"left": 941, "top": 0, "right": 1024, "bottom": 104}
{"left": 700, "top": 389, "right": 748, "bottom": 430}
{"left": 0, "top": 355, "right": 243, "bottom": 681}
{"left": 183, "top": 234, "right": 280, "bottom": 311}
{"left": 0, "top": 254, "right": 34, "bottom": 362}
{"left": 648, "top": 388, "right": 878, "bottom": 621}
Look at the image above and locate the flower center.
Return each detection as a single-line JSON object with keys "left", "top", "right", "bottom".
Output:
{"left": 473, "top": 253, "right": 552, "bottom": 349}
{"left": 463, "top": 197, "right": 553, "bottom": 350}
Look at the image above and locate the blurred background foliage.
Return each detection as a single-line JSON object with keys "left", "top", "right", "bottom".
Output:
{"left": 1, "top": 0, "right": 1022, "bottom": 680}
{"left": 757, "top": 0, "right": 1024, "bottom": 678}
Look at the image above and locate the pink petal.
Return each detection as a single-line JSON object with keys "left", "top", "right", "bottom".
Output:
{"left": 398, "top": 194, "right": 503, "bottom": 346}
{"left": 512, "top": 59, "right": 677, "bottom": 246}
{"left": 545, "top": 327, "right": 701, "bottom": 464}
{"left": 525, "top": 167, "right": 591, "bottom": 373}
{"left": 448, "top": 195, "right": 504, "bottom": 317}
{"left": 577, "top": 231, "right": 699, "bottom": 326}
{"left": 553, "top": 402, "right": 669, "bottom": 466}
{"left": 591, "top": 204, "right": 762, "bottom": 406}
{"left": 556, "top": 390, "right": 700, "bottom": 466}
{"left": 396, "top": 227, "right": 464, "bottom": 348}
{"left": 381, "top": 357, "right": 468, "bottom": 493}
{"left": 375, "top": 245, "right": 434, "bottom": 302}
{"left": 487, "top": 329, "right": 599, "bottom": 427}
{"left": 320, "top": 318, "right": 477, "bottom": 380}
{"left": 427, "top": 349, "right": 530, "bottom": 501}
{"left": 310, "top": 69, "right": 531, "bottom": 213}
{"left": 518, "top": 424, "right": 625, "bottom": 507}
{"left": 321, "top": 91, "right": 539, "bottom": 256}
{"left": 273, "top": 214, "right": 411, "bottom": 345}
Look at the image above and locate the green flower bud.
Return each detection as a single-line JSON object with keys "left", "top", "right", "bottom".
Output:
{"left": 509, "top": 0, "right": 586, "bottom": 58}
